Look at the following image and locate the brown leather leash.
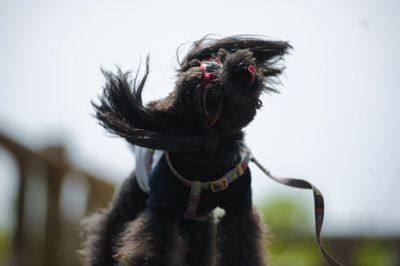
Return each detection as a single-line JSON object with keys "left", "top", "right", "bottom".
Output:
{"left": 250, "top": 154, "right": 343, "bottom": 266}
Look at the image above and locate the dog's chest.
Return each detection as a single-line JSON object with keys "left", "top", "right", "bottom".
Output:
{"left": 134, "top": 146, "right": 253, "bottom": 219}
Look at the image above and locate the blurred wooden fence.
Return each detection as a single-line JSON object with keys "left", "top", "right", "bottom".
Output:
{"left": 0, "top": 132, "right": 115, "bottom": 266}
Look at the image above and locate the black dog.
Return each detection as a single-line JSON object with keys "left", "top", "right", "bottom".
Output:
{"left": 81, "top": 36, "right": 291, "bottom": 266}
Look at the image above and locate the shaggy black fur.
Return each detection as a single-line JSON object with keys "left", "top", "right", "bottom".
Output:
{"left": 217, "top": 210, "right": 267, "bottom": 266}
{"left": 81, "top": 36, "right": 291, "bottom": 266}
{"left": 80, "top": 174, "right": 147, "bottom": 266}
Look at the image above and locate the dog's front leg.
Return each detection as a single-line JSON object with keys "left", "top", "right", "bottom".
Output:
{"left": 216, "top": 209, "right": 267, "bottom": 266}
{"left": 114, "top": 210, "right": 185, "bottom": 266}
{"left": 180, "top": 215, "right": 216, "bottom": 266}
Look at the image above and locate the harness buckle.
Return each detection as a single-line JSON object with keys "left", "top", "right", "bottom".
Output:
{"left": 210, "top": 178, "right": 229, "bottom": 192}
{"left": 236, "top": 161, "right": 246, "bottom": 176}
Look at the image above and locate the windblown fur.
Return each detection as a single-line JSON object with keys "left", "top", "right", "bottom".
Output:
{"left": 93, "top": 36, "right": 290, "bottom": 151}
{"left": 82, "top": 35, "right": 291, "bottom": 266}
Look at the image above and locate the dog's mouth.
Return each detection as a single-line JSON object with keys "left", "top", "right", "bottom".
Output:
{"left": 203, "top": 84, "right": 223, "bottom": 126}
{"left": 200, "top": 59, "right": 224, "bottom": 126}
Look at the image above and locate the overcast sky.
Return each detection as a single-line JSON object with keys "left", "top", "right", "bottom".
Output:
{"left": 1, "top": 0, "right": 399, "bottom": 236}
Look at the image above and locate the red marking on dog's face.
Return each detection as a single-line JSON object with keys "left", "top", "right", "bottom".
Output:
{"left": 248, "top": 64, "right": 256, "bottom": 84}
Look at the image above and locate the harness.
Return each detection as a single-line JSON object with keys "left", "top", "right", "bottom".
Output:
{"left": 165, "top": 148, "right": 251, "bottom": 220}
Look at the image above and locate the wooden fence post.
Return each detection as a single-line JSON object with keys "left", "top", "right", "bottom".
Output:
{"left": 11, "top": 160, "right": 27, "bottom": 266}
{"left": 42, "top": 146, "right": 65, "bottom": 266}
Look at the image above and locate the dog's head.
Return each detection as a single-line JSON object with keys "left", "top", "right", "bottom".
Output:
{"left": 94, "top": 36, "right": 291, "bottom": 151}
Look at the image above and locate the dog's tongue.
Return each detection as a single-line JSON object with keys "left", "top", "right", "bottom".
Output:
{"left": 248, "top": 64, "right": 256, "bottom": 84}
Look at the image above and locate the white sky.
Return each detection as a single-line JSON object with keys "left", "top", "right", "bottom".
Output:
{"left": 0, "top": 0, "right": 399, "bottom": 236}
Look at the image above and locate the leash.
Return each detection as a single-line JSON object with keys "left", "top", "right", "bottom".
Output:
{"left": 250, "top": 155, "right": 344, "bottom": 266}
{"left": 166, "top": 146, "right": 343, "bottom": 265}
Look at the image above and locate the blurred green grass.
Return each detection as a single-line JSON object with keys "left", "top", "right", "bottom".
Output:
{"left": 260, "top": 195, "right": 399, "bottom": 266}
{"left": 0, "top": 231, "right": 11, "bottom": 266}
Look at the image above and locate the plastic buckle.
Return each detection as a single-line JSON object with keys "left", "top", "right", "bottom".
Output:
{"left": 236, "top": 162, "right": 245, "bottom": 176}
{"left": 210, "top": 178, "right": 228, "bottom": 192}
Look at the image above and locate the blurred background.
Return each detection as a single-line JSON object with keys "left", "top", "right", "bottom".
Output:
{"left": 1, "top": 0, "right": 399, "bottom": 265}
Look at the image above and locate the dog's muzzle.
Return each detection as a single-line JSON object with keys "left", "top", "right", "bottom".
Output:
{"left": 200, "top": 59, "right": 256, "bottom": 126}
